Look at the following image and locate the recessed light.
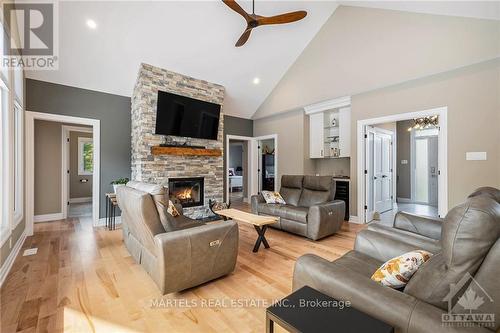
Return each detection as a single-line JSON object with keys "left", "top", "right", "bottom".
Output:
{"left": 253, "top": 77, "right": 260, "bottom": 85}
{"left": 86, "top": 19, "right": 97, "bottom": 30}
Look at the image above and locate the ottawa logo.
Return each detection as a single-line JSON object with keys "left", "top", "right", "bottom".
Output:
{"left": 442, "top": 272, "right": 495, "bottom": 328}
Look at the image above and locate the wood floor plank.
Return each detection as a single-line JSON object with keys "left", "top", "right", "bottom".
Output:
{"left": 1, "top": 202, "right": 365, "bottom": 332}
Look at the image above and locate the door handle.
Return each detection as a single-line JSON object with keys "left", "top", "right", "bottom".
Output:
{"left": 374, "top": 176, "right": 377, "bottom": 180}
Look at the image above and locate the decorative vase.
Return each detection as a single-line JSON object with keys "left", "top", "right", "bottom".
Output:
{"left": 113, "top": 184, "right": 124, "bottom": 193}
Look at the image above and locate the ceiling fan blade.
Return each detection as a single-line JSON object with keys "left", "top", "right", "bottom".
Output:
{"left": 222, "top": 0, "right": 251, "bottom": 22}
{"left": 257, "top": 11, "right": 307, "bottom": 25}
{"left": 235, "top": 28, "right": 252, "bottom": 47}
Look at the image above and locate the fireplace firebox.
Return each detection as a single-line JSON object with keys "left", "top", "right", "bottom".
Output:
{"left": 168, "top": 177, "right": 204, "bottom": 208}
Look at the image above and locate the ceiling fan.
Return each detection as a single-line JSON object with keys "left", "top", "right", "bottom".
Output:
{"left": 222, "top": 0, "right": 307, "bottom": 47}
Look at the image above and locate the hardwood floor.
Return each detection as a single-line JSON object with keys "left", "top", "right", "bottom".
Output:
{"left": 1, "top": 203, "right": 365, "bottom": 333}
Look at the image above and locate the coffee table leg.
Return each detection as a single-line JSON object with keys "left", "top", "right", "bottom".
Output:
{"left": 253, "top": 225, "right": 270, "bottom": 252}
{"left": 266, "top": 313, "right": 274, "bottom": 333}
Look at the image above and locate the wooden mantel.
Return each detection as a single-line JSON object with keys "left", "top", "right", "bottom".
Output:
{"left": 151, "top": 146, "right": 222, "bottom": 157}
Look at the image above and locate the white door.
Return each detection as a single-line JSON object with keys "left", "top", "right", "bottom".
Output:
{"left": 413, "top": 131, "right": 439, "bottom": 206}
{"left": 309, "top": 113, "right": 324, "bottom": 158}
{"left": 365, "top": 128, "right": 375, "bottom": 222}
{"left": 373, "top": 132, "right": 393, "bottom": 213}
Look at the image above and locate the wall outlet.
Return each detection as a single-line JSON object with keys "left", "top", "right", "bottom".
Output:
{"left": 401, "top": 160, "right": 408, "bottom": 165}
{"left": 23, "top": 248, "right": 38, "bottom": 256}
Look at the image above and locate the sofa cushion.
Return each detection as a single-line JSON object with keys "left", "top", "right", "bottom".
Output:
{"left": 281, "top": 175, "right": 303, "bottom": 188}
{"left": 467, "top": 186, "right": 500, "bottom": 203}
{"left": 280, "top": 175, "right": 303, "bottom": 206}
{"left": 257, "top": 203, "right": 285, "bottom": 216}
{"left": 298, "top": 176, "right": 333, "bottom": 207}
{"left": 333, "top": 250, "right": 383, "bottom": 277}
{"left": 280, "top": 188, "right": 302, "bottom": 206}
{"left": 404, "top": 196, "right": 500, "bottom": 309}
{"left": 280, "top": 206, "right": 308, "bottom": 223}
{"left": 126, "top": 181, "right": 172, "bottom": 228}
{"left": 371, "top": 250, "right": 432, "bottom": 289}
{"left": 261, "top": 191, "right": 286, "bottom": 204}
{"left": 303, "top": 175, "right": 332, "bottom": 191}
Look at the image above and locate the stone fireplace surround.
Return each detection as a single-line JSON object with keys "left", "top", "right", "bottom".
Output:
{"left": 131, "top": 63, "right": 225, "bottom": 219}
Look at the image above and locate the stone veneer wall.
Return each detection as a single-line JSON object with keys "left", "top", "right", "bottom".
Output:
{"left": 131, "top": 63, "right": 225, "bottom": 218}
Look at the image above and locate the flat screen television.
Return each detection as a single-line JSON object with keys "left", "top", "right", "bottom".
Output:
{"left": 155, "top": 90, "right": 221, "bottom": 140}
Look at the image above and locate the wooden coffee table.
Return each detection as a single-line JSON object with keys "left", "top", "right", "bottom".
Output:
{"left": 215, "top": 209, "right": 278, "bottom": 252}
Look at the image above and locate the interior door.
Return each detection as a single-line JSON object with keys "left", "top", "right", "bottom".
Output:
{"left": 374, "top": 132, "right": 393, "bottom": 214}
{"left": 365, "top": 128, "right": 375, "bottom": 222}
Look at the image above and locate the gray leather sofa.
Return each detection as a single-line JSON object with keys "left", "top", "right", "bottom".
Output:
{"left": 116, "top": 181, "right": 239, "bottom": 294}
{"left": 251, "top": 175, "right": 345, "bottom": 240}
{"left": 293, "top": 189, "right": 500, "bottom": 333}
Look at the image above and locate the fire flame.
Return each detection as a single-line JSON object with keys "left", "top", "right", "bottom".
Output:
{"left": 177, "top": 188, "right": 192, "bottom": 200}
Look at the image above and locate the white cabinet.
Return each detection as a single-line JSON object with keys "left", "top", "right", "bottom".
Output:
{"left": 338, "top": 107, "right": 351, "bottom": 158}
{"left": 309, "top": 113, "right": 325, "bottom": 158}
{"left": 307, "top": 106, "right": 351, "bottom": 159}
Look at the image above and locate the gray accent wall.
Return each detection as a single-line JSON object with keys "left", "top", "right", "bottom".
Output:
{"left": 34, "top": 120, "right": 62, "bottom": 215}
{"left": 26, "top": 79, "right": 131, "bottom": 218}
{"left": 223, "top": 115, "right": 253, "bottom": 201}
{"left": 27, "top": 79, "right": 253, "bottom": 214}
{"left": 397, "top": 120, "right": 412, "bottom": 199}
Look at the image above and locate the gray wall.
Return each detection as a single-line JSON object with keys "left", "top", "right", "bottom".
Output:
{"left": 70, "top": 131, "right": 93, "bottom": 199}
{"left": 229, "top": 143, "right": 243, "bottom": 170}
{"left": 34, "top": 120, "right": 62, "bottom": 215}
{"left": 26, "top": 79, "right": 131, "bottom": 218}
{"left": 397, "top": 120, "right": 412, "bottom": 199}
{"left": 223, "top": 115, "right": 253, "bottom": 201}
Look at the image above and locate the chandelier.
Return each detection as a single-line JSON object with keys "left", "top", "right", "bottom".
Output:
{"left": 407, "top": 115, "right": 439, "bottom": 131}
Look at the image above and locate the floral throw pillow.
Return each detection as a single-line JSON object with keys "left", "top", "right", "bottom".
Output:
{"left": 261, "top": 191, "right": 286, "bottom": 204}
{"left": 371, "top": 250, "right": 432, "bottom": 289}
{"left": 166, "top": 200, "right": 180, "bottom": 217}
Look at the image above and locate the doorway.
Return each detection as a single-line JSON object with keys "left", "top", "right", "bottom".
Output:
{"left": 62, "top": 125, "right": 94, "bottom": 218}
{"left": 25, "top": 111, "right": 100, "bottom": 235}
{"left": 412, "top": 128, "right": 439, "bottom": 206}
{"left": 228, "top": 139, "right": 248, "bottom": 203}
{"left": 257, "top": 137, "right": 276, "bottom": 193}
{"left": 357, "top": 107, "right": 448, "bottom": 224}
{"left": 225, "top": 134, "right": 278, "bottom": 203}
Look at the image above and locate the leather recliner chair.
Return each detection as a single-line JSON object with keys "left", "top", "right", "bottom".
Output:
{"left": 293, "top": 191, "right": 500, "bottom": 333}
{"left": 116, "top": 181, "right": 239, "bottom": 294}
{"left": 364, "top": 187, "right": 500, "bottom": 260}
{"left": 251, "top": 175, "right": 345, "bottom": 240}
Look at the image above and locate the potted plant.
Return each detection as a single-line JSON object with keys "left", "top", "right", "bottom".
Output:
{"left": 111, "top": 178, "right": 129, "bottom": 193}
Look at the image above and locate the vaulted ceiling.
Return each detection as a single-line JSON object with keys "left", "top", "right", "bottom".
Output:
{"left": 26, "top": 1, "right": 500, "bottom": 119}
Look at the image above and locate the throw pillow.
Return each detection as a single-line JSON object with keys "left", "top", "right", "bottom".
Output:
{"left": 371, "top": 250, "right": 432, "bottom": 289}
{"left": 261, "top": 191, "right": 286, "bottom": 204}
{"left": 167, "top": 200, "right": 180, "bottom": 217}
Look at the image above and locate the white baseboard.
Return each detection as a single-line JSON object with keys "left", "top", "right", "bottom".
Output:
{"left": 97, "top": 216, "right": 122, "bottom": 227}
{"left": 349, "top": 215, "right": 363, "bottom": 224}
{"left": 397, "top": 197, "right": 413, "bottom": 203}
{"left": 34, "top": 212, "right": 64, "bottom": 223}
{"left": 69, "top": 197, "right": 92, "bottom": 203}
{"left": 0, "top": 229, "right": 27, "bottom": 287}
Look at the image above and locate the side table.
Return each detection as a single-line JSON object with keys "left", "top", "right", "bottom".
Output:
{"left": 105, "top": 193, "right": 118, "bottom": 230}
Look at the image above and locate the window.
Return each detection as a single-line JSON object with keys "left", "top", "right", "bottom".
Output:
{"left": 78, "top": 137, "right": 94, "bottom": 175}
{"left": 0, "top": 85, "right": 7, "bottom": 244}
{"left": 13, "top": 102, "right": 23, "bottom": 225}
